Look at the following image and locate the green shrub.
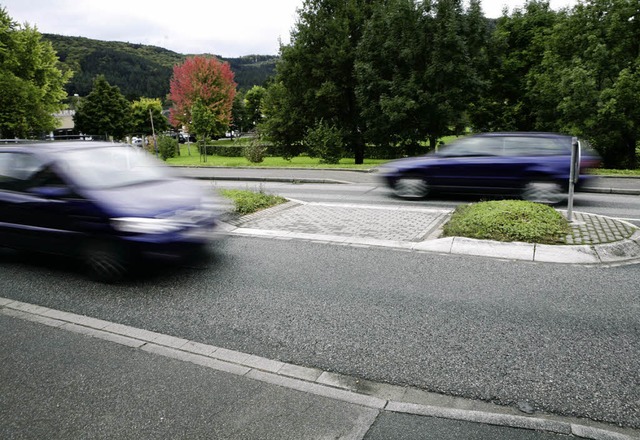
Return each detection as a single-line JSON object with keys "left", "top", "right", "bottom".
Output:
{"left": 219, "top": 189, "right": 287, "bottom": 215}
{"left": 156, "top": 135, "right": 178, "bottom": 161}
{"left": 243, "top": 137, "right": 268, "bottom": 163}
{"left": 304, "top": 120, "right": 343, "bottom": 164}
{"left": 442, "top": 200, "right": 570, "bottom": 244}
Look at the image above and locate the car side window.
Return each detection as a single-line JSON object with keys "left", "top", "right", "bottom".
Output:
{"left": 25, "top": 166, "right": 67, "bottom": 190}
{"left": 502, "top": 137, "right": 566, "bottom": 156}
{"left": 0, "top": 152, "right": 45, "bottom": 191}
{"left": 440, "top": 138, "right": 499, "bottom": 156}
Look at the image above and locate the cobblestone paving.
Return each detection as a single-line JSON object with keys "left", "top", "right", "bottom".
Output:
{"left": 236, "top": 203, "right": 449, "bottom": 242}
{"left": 564, "top": 211, "right": 637, "bottom": 245}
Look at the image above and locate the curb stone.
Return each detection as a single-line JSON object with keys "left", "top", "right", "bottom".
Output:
{"left": 221, "top": 200, "right": 640, "bottom": 266}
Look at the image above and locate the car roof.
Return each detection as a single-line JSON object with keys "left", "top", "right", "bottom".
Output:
{"left": 472, "top": 132, "right": 571, "bottom": 139}
{"left": 0, "top": 141, "right": 128, "bottom": 154}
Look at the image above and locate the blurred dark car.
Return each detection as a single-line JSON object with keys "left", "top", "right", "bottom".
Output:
{"left": 178, "top": 133, "right": 197, "bottom": 143}
{"left": 0, "top": 142, "right": 218, "bottom": 281}
{"left": 378, "top": 132, "right": 601, "bottom": 204}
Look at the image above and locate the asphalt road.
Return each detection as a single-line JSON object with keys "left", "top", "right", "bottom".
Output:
{"left": 2, "top": 177, "right": 639, "bottom": 436}
{"left": 1, "top": 233, "right": 638, "bottom": 429}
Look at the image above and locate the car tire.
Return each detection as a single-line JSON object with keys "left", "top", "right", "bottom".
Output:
{"left": 84, "top": 240, "right": 128, "bottom": 283}
{"left": 522, "top": 181, "right": 564, "bottom": 205}
{"left": 393, "top": 176, "right": 430, "bottom": 199}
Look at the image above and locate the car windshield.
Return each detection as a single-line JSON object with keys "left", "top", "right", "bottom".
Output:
{"left": 58, "top": 146, "right": 175, "bottom": 189}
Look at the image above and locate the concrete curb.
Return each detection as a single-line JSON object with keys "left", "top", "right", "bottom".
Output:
{"left": 226, "top": 227, "right": 640, "bottom": 266}
{"left": 1, "top": 297, "right": 637, "bottom": 440}
{"left": 194, "top": 176, "right": 353, "bottom": 184}
{"left": 582, "top": 187, "right": 640, "bottom": 196}
{"left": 187, "top": 171, "right": 640, "bottom": 195}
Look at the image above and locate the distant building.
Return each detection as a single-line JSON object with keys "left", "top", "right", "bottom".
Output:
{"left": 50, "top": 109, "right": 77, "bottom": 139}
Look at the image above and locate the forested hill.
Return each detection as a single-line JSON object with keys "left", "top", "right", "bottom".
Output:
{"left": 43, "top": 34, "right": 278, "bottom": 100}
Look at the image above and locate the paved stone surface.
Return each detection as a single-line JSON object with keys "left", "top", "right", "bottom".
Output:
{"left": 234, "top": 202, "right": 449, "bottom": 242}
{"left": 564, "top": 211, "right": 636, "bottom": 245}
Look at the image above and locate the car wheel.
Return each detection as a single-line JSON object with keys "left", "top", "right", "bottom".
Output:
{"left": 84, "top": 240, "right": 128, "bottom": 283}
{"left": 522, "top": 181, "right": 564, "bottom": 205}
{"left": 393, "top": 176, "right": 430, "bottom": 199}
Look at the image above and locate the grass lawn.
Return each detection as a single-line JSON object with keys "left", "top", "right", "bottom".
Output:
{"left": 593, "top": 168, "right": 640, "bottom": 176}
{"left": 166, "top": 144, "right": 390, "bottom": 169}
{"left": 165, "top": 138, "right": 639, "bottom": 174}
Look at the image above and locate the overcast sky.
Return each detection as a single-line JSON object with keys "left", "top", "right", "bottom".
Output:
{"left": 2, "top": 0, "right": 578, "bottom": 57}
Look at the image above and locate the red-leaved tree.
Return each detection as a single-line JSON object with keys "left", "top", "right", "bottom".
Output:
{"left": 169, "top": 56, "right": 237, "bottom": 139}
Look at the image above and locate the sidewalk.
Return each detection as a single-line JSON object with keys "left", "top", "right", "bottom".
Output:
{"left": 3, "top": 299, "right": 639, "bottom": 440}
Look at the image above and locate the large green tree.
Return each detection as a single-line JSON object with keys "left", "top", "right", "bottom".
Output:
{"left": 73, "top": 75, "right": 131, "bottom": 139}
{"left": 265, "top": 0, "right": 377, "bottom": 163}
{"left": 244, "top": 85, "right": 267, "bottom": 129}
{"left": 259, "top": 80, "right": 303, "bottom": 159}
{"left": 130, "top": 97, "right": 168, "bottom": 136}
{"left": 529, "top": 0, "right": 640, "bottom": 168}
{"left": 469, "top": 0, "right": 560, "bottom": 132}
{"left": 0, "top": 7, "right": 70, "bottom": 138}
{"left": 356, "top": 0, "right": 488, "bottom": 155}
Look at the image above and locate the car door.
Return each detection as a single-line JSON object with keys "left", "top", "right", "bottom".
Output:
{"left": 0, "top": 152, "right": 84, "bottom": 254}
{"left": 0, "top": 151, "right": 47, "bottom": 250}
{"left": 429, "top": 137, "right": 513, "bottom": 193}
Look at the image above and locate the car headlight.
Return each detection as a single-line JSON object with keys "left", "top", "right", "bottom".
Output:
{"left": 111, "top": 217, "right": 181, "bottom": 234}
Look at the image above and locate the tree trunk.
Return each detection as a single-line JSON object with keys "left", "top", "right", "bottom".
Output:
{"left": 429, "top": 136, "right": 438, "bottom": 152}
{"left": 625, "top": 136, "right": 638, "bottom": 169}
{"left": 354, "top": 139, "right": 365, "bottom": 164}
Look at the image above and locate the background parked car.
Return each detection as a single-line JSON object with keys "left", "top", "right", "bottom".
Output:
{"left": 178, "top": 133, "right": 196, "bottom": 143}
{"left": 0, "top": 142, "right": 218, "bottom": 282}
{"left": 378, "top": 132, "right": 601, "bottom": 204}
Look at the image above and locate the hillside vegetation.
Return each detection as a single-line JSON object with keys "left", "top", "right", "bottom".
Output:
{"left": 43, "top": 34, "right": 277, "bottom": 99}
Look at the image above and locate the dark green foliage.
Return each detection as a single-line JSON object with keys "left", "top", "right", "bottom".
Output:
{"left": 263, "top": 0, "right": 488, "bottom": 162}
{"left": 356, "top": 0, "right": 487, "bottom": 153}
{"left": 469, "top": 1, "right": 560, "bottom": 133}
{"left": 527, "top": 0, "right": 640, "bottom": 168}
{"left": 73, "top": 75, "right": 131, "bottom": 139}
{"left": 304, "top": 120, "right": 343, "bottom": 164}
{"left": 259, "top": 81, "right": 305, "bottom": 160}
{"left": 267, "top": 0, "right": 376, "bottom": 164}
